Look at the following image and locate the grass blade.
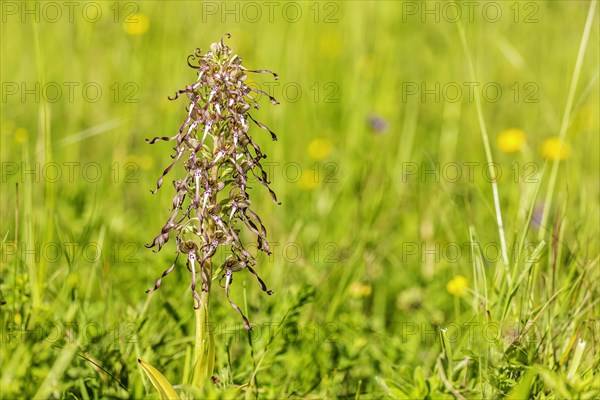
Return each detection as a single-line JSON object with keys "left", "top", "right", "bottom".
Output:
{"left": 138, "top": 359, "right": 180, "bottom": 400}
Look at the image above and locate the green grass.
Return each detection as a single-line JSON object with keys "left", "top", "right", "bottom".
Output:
{"left": 1, "top": 1, "right": 599, "bottom": 398}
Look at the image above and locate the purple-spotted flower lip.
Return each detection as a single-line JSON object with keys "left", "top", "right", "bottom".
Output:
{"left": 144, "top": 34, "right": 280, "bottom": 330}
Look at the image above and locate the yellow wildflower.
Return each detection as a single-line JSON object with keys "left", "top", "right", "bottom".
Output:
{"left": 298, "top": 170, "right": 319, "bottom": 190}
{"left": 350, "top": 282, "right": 372, "bottom": 298}
{"left": 447, "top": 275, "right": 468, "bottom": 297}
{"left": 319, "top": 33, "right": 342, "bottom": 58}
{"left": 139, "top": 155, "right": 155, "bottom": 171}
{"left": 497, "top": 128, "right": 525, "bottom": 153}
{"left": 541, "top": 137, "right": 569, "bottom": 160}
{"left": 14, "top": 128, "right": 28, "bottom": 143}
{"left": 307, "top": 138, "right": 332, "bottom": 160}
{"left": 354, "top": 336, "right": 368, "bottom": 347}
{"left": 123, "top": 13, "right": 150, "bottom": 36}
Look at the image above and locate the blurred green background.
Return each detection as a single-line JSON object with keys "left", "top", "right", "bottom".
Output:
{"left": 1, "top": 1, "right": 599, "bottom": 398}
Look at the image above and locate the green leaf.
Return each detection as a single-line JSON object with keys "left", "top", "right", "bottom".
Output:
{"left": 138, "top": 359, "right": 180, "bottom": 400}
{"left": 506, "top": 369, "right": 536, "bottom": 400}
{"left": 533, "top": 365, "right": 573, "bottom": 399}
{"left": 375, "top": 376, "right": 410, "bottom": 400}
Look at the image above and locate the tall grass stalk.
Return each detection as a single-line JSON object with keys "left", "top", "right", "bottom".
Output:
{"left": 538, "top": 0, "right": 597, "bottom": 241}
{"left": 456, "top": 21, "right": 509, "bottom": 269}
{"left": 32, "top": 20, "right": 54, "bottom": 311}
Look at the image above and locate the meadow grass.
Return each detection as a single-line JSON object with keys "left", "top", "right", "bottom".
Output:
{"left": 1, "top": 1, "right": 599, "bottom": 398}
